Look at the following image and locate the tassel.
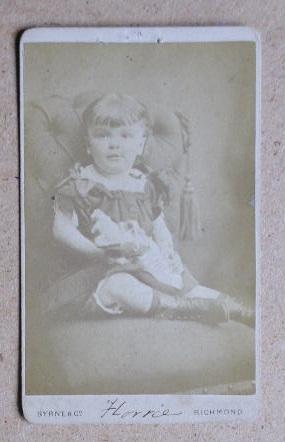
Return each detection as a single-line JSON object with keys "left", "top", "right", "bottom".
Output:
{"left": 179, "top": 175, "right": 201, "bottom": 240}
{"left": 175, "top": 111, "right": 201, "bottom": 241}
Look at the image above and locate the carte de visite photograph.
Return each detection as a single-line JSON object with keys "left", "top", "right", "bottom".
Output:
{"left": 21, "top": 27, "right": 260, "bottom": 423}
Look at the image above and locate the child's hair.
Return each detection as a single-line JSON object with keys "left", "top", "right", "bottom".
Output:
{"left": 82, "top": 93, "right": 151, "bottom": 135}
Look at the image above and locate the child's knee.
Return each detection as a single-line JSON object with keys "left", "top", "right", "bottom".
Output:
{"left": 108, "top": 272, "right": 136, "bottom": 294}
{"left": 102, "top": 272, "right": 154, "bottom": 313}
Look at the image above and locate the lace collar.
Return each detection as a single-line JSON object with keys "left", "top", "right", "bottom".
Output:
{"left": 76, "top": 164, "right": 147, "bottom": 193}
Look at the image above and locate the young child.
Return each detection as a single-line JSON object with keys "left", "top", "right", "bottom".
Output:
{"left": 53, "top": 93, "right": 253, "bottom": 326}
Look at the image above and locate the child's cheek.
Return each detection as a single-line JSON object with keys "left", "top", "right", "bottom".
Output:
{"left": 95, "top": 140, "right": 107, "bottom": 152}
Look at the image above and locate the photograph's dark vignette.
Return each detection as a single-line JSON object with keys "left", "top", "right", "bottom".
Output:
{"left": 22, "top": 35, "right": 256, "bottom": 404}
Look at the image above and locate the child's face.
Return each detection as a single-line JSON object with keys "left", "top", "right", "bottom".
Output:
{"left": 87, "top": 121, "right": 147, "bottom": 175}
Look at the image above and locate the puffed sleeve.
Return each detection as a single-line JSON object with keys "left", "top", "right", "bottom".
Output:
{"left": 54, "top": 177, "right": 79, "bottom": 227}
{"left": 147, "top": 169, "right": 177, "bottom": 220}
{"left": 144, "top": 176, "right": 163, "bottom": 220}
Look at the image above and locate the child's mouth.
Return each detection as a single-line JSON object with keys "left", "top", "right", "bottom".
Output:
{"left": 107, "top": 154, "right": 124, "bottom": 160}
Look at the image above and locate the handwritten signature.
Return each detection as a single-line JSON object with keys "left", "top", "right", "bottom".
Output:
{"left": 101, "top": 398, "right": 183, "bottom": 419}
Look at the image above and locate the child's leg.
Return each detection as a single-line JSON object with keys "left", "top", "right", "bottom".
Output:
{"left": 94, "top": 273, "right": 228, "bottom": 324}
{"left": 94, "top": 273, "right": 154, "bottom": 314}
{"left": 95, "top": 272, "right": 191, "bottom": 314}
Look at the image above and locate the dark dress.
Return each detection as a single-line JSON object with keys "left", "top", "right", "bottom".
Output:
{"left": 46, "top": 164, "right": 197, "bottom": 320}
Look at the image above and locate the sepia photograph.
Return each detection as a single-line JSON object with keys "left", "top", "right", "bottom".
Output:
{"left": 21, "top": 27, "right": 259, "bottom": 423}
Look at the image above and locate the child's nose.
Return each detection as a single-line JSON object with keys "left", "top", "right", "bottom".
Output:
{"left": 108, "top": 140, "right": 121, "bottom": 150}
